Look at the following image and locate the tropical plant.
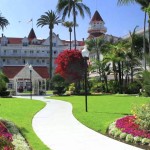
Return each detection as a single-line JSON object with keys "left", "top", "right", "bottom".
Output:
{"left": 86, "top": 37, "right": 106, "bottom": 81}
{"left": 62, "top": 21, "right": 75, "bottom": 50}
{"left": 0, "top": 13, "right": 9, "bottom": 31}
{"left": 37, "top": 10, "right": 61, "bottom": 89}
{"left": 104, "top": 41, "right": 128, "bottom": 93}
{"left": 51, "top": 74, "right": 68, "bottom": 95}
{"left": 56, "top": 0, "right": 91, "bottom": 50}
{"left": 0, "top": 71, "right": 9, "bottom": 96}
{"left": 55, "top": 49, "right": 84, "bottom": 83}
{"left": 118, "top": 0, "right": 150, "bottom": 70}
{"left": 132, "top": 102, "right": 150, "bottom": 130}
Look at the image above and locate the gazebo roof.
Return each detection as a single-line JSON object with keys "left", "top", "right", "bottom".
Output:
{"left": 2, "top": 65, "right": 49, "bottom": 79}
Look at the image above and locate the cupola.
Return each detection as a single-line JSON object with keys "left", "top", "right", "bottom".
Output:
{"left": 88, "top": 10, "right": 107, "bottom": 38}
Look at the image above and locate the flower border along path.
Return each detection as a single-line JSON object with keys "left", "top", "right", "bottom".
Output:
{"left": 21, "top": 96, "right": 143, "bottom": 150}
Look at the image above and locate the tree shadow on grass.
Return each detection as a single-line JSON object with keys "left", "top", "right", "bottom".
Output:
{"left": 92, "top": 111, "right": 132, "bottom": 116}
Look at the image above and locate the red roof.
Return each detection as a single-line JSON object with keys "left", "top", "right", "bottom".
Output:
{"left": 2, "top": 66, "right": 49, "bottom": 79}
{"left": 28, "top": 28, "right": 37, "bottom": 39}
{"left": 3, "top": 66, "right": 24, "bottom": 78}
{"left": 91, "top": 10, "right": 104, "bottom": 22}
{"left": 33, "top": 66, "right": 49, "bottom": 79}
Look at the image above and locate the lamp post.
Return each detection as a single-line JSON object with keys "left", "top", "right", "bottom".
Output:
{"left": 81, "top": 45, "right": 89, "bottom": 112}
{"left": 29, "top": 64, "right": 33, "bottom": 100}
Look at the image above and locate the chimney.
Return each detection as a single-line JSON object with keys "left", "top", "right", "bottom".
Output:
{"left": 82, "top": 38, "right": 84, "bottom": 42}
{"left": 2, "top": 34, "right": 3, "bottom": 37}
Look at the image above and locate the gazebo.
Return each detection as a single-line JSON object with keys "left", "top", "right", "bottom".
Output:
{"left": 3, "top": 64, "right": 49, "bottom": 95}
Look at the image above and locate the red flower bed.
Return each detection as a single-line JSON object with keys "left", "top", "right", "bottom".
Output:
{"left": 116, "top": 116, "right": 150, "bottom": 139}
{"left": 0, "top": 121, "right": 13, "bottom": 150}
{"left": 0, "top": 122, "right": 12, "bottom": 141}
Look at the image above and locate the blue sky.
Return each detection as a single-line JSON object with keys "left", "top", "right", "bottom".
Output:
{"left": 0, "top": 0, "right": 145, "bottom": 41}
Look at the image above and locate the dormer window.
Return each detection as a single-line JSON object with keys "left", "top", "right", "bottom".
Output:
{"left": 1, "top": 36, "right": 8, "bottom": 46}
{"left": 32, "top": 38, "right": 38, "bottom": 45}
{"left": 22, "top": 37, "right": 29, "bottom": 46}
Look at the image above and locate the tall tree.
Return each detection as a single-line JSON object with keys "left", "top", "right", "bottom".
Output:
{"left": 62, "top": 21, "right": 74, "bottom": 50}
{"left": 118, "top": 0, "right": 150, "bottom": 70}
{"left": 0, "top": 13, "right": 9, "bottom": 31}
{"left": 56, "top": 0, "right": 91, "bottom": 50}
{"left": 86, "top": 37, "right": 105, "bottom": 81}
{"left": 37, "top": 10, "right": 61, "bottom": 88}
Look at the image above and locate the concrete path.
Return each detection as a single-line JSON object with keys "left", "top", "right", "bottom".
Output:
{"left": 16, "top": 96, "right": 143, "bottom": 150}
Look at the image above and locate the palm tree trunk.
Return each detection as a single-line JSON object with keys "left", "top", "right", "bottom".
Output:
{"left": 149, "top": 14, "right": 150, "bottom": 56}
{"left": 96, "top": 48, "right": 101, "bottom": 81}
{"left": 49, "top": 28, "right": 53, "bottom": 89}
{"left": 118, "top": 61, "right": 122, "bottom": 94}
{"left": 144, "top": 12, "right": 147, "bottom": 70}
{"left": 73, "top": 2, "right": 76, "bottom": 50}
{"left": 121, "top": 61, "right": 124, "bottom": 92}
{"left": 70, "top": 30, "right": 71, "bottom": 50}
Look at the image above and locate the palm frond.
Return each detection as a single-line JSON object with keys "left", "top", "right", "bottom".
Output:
{"left": 117, "top": 0, "right": 135, "bottom": 5}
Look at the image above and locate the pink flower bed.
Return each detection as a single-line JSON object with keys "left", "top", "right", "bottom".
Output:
{"left": 0, "top": 122, "right": 12, "bottom": 141}
{"left": 116, "top": 116, "right": 150, "bottom": 139}
{"left": 0, "top": 121, "right": 13, "bottom": 150}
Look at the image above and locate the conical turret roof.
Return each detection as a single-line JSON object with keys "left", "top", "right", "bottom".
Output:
{"left": 28, "top": 28, "right": 36, "bottom": 39}
{"left": 91, "top": 10, "right": 104, "bottom": 22}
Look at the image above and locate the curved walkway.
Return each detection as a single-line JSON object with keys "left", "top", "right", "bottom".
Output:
{"left": 17, "top": 96, "right": 142, "bottom": 150}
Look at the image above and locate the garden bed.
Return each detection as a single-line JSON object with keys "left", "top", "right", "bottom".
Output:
{"left": 108, "top": 116, "right": 150, "bottom": 150}
{"left": 0, "top": 119, "right": 31, "bottom": 150}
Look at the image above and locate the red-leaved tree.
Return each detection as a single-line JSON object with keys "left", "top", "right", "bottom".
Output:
{"left": 55, "top": 49, "right": 84, "bottom": 83}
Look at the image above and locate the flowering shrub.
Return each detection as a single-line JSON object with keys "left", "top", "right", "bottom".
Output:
{"left": 3, "top": 119, "right": 31, "bottom": 150}
{"left": 116, "top": 116, "right": 150, "bottom": 139}
{"left": 0, "top": 121, "right": 14, "bottom": 150}
{"left": 132, "top": 102, "right": 150, "bottom": 130}
{"left": 108, "top": 116, "right": 150, "bottom": 148}
{"left": 55, "top": 49, "right": 84, "bottom": 83}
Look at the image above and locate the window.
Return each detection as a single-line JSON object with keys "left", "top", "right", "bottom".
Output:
{"left": 42, "top": 60, "right": 45, "bottom": 63}
{"left": 54, "top": 50, "right": 57, "bottom": 55}
{"left": 53, "top": 43, "right": 56, "bottom": 47}
{"left": 37, "top": 50, "right": 39, "bottom": 53}
{"left": 13, "top": 50, "right": 17, "bottom": 53}
{"left": 23, "top": 42, "right": 28, "bottom": 46}
{"left": 30, "top": 50, "right": 34, "bottom": 54}
{"left": 3, "top": 59, "right": 5, "bottom": 62}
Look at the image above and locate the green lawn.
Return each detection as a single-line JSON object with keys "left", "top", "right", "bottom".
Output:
{"left": 51, "top": 95, "right": 150, "bottom": 134}
{"left": 0, "top": 97, "right": 49, "bottom": 150}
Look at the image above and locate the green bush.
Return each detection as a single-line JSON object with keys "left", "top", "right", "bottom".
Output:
{"left": 108, "top": 80, "right": 119, "bottom": 94}
{"left": 142, "top": 71, "right": 150, "bottom": 97}
{"left": 132, "top": 102, "right": 150, "bottom": 130}
{"left": 91, "top": 82, "right": 105, "bottom": 93}
{"left": 51, "top": 74, "right": 68, "bottom": 95}
{"left": 124, "top": 81, "right": 141, "bottom": 94}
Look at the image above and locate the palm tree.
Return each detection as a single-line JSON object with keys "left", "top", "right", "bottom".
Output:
{"left": 37, "top": 10, "right": 61, "bottom": 88}
{"left": 0, "top": 13, "right": 9, "bottom": 31}
{"left": 118, "top": 0, "right": 150, "bottom": 70}
{"left": 62, "top": 21, "right": 74, "bottom": 50}
{"left": 86, "top": 37, "right": 105, "bottom": 81}
{"left": 56, "top": 0, "right": 91, "bottom": 50}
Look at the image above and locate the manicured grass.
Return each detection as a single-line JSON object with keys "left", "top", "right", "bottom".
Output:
{"left": 0, "top": 97, "right": 49, "bottom": 150}
{"left": 46, "top": 90, "right": 53, "bottom": 95}
{"left": 51, "top": 95, "right": 150, "bottom": 134}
